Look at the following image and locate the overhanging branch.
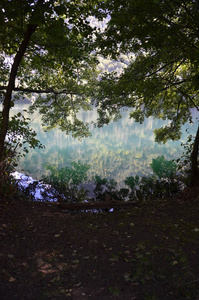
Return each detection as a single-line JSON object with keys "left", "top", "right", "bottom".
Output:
{"left": 0, "top": 86, "right": 83, "bottom": 96}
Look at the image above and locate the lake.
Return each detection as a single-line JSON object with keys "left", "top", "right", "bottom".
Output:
{"left": 9, "top": 104, "right": 195, "bottom": 187}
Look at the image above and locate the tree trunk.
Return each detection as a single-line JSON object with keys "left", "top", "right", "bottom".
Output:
{"left": 190, "top": 124, "right": 199, "bottom": 186}
{"left": 0, "top": 24, "right": 38, "bottom": 161}
{"left": 0, "top": 0, "right": 44, "bottom": 161}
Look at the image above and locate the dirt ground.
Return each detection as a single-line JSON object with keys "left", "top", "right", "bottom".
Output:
{"left": 0, "top": 187, "right": 199, "bottom": 300}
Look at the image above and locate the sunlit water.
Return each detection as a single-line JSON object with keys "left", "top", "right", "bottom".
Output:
{"left": 8, "top": 104, "right": 197, "bottom": 187}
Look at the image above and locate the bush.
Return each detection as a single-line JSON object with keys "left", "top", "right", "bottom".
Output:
{"left": 0, "top": 112, "right": 43, "bottom": 199}
{"left": 124, "top": 156, "right": 181, "bottom": 201}
{"left": 150, "top": 155, "right": 177, "bottom": 179}
{"left": 42, "top": 161, "right": 90, "bottom": 202}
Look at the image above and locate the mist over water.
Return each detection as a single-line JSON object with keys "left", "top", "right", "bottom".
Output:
{"left": 9, "top": 104, "right": 194, "bottom": 186}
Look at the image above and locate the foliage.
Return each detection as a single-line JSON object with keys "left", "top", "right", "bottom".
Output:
{"left": 93, "top": 174, "right": 131, "bottom": 202}
{"left": 6, "top": 112, "right": 43, "bottom": 157}
{"left": 95, "top": 0, "right": 199, "bottom": 179}
{"left": 0, "top": 0, "right": 107, "bottom": 164}
{"left": 124, "top": 156, "right": 181, "bottom": 201}
{"left": 93, "top": 175, "right": 120, "bottom": 201}
{"left": 175, "top": 129, "right": 199, "bottom": 185}
{"left": 0, "top": 164, "right": 17, "bottom": 198}
{"left": 94, "top": 175, "right": 117, "bottom": 193}
{"left": 150, "top": 155, "right": 177, "bottom": 179}
{"left": 42, "top": 161, "right": 90, "bottom": 202}
{"left": 0, "top": 110, "right": 43, "bottom": 198}
{"left": 17, "top": 180, "right": 41, "bottom": 202}
{"left": 92, "top": 156, "right": 180, "bottom": 202}
{"left": 125, "top": 175, "right": 181, "bottom": 201}
{"left": 124, "top": 175, "right": 139, "bottom": 191}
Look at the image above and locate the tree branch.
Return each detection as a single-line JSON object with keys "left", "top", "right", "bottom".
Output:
{"left": 140, "top": 58, "right": 178, "bottom": 82}
{"left": 0, "top": 86, "right": 83, "bottom": 96}
{"left": 162, "top": 77, "right": 199, "bottom": 111}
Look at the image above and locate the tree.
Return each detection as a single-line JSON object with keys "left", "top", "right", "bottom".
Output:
{"left": 0, "top": 0, "right": 105, "bottom": 166}
{"left": 95, "top": 0, "right": 199, "bottom": 184}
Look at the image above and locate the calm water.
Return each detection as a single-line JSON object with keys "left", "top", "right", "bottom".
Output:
{"left": 9, "top": 104, "right": 195, "bottom": 186}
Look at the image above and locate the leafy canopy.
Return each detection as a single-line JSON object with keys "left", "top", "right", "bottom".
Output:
{"left": 95, "top": 0, "right": 199, "bottom": 142}
{"left": 0, "top": 0, "right": 106, "bottom": 141}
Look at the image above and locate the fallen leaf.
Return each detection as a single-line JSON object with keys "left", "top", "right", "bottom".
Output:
{"left": 172, "top": 260, "right": 178, "bottom": 266}
{"left": 72, "top": 259, "right": 79, "bottom": 264}
{"left": 74, "top": 282, "right": 82, "bottom": 287}
{"left": 124, "top": 273, "right": 131, "bottom": 282}
{"left": 72, "top": 250, "right": 77, "bottom": 256}
{"left": 131, "top": 282, "right": 139, "bottom": 286}
{"left": 109, "top": 257, "right": 119, "bottom": 262}
{"left": 8, "top": 254, "right": 14, "bottom": 259}
{"left": 9, "top": 277, "right": 16, "bottom": 282}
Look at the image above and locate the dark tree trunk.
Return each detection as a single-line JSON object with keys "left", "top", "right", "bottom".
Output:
{"left": 0, "top": 24, "right": 37, "bottom": 161}
{"left": 0, "top": 0, "right": 44, "bottom": 161}
{"left": 190, "top": 124, "right": 199, "bottom": 186}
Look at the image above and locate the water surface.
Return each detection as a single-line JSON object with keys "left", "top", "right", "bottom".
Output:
{"left": 9, "top": 104, "right": 194, "bottom": 186}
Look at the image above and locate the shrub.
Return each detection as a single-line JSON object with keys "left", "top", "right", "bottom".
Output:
{"left": 150, "top": 155, "right": 177, "bottom": 179}
{"left": 42, "top": 161, "right": 90, "bottom": 202}
{"left": 124, "top": 156, "right": 181, "bottom": 201}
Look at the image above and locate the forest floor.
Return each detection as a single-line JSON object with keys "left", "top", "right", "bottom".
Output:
{"left": 0, "top": 186, "right": 199, "bottom": 300}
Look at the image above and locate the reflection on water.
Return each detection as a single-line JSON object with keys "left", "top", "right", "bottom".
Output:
{"left": 9, "top": 104, "right": 193, "bottom": 186}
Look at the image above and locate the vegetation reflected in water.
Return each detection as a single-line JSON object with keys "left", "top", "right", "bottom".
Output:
{"left": 10, "top": 104, "right": 190, "bottom": 186}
